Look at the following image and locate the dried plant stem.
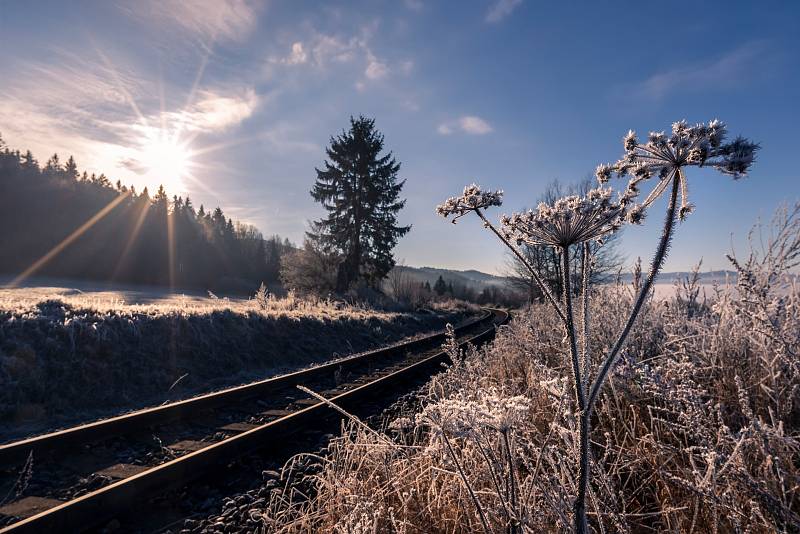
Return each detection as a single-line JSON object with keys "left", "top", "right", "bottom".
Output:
{"left": 575, "top": 173, "right": 681, "bottom": 534}
{"left": 575, "top": 407, "right": 592, "bottom": 533}
{"left": 474, "top": 434, "right": 514, "bottom": 526}
{"left": 501, "top": 428, "right": 520, "bottom": 533}
{"left": 588, "top": 172, "right": 680, "bottom": 409}
{"left": 296, "top": 385, "right": 395, "bottom": 447}
{"left": 442, "top": 430, "right": 492, "bottom": 534}
{"left": 475, "top": 207, "right": 567, "bottom": 325}
{"left": 580, "top": 242, "right": 591, "bottom": 396}
{"left": 560, "top": 245, "right": 586, "bottom": 411}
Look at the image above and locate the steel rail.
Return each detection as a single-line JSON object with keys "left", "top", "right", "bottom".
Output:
{"left": 0, "top": 309, "right": 493, "bottom": 469}
{"left": 0, "top": 309, "right": 508, "bottom": 533}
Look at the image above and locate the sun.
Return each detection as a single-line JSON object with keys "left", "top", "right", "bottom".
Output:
{"left": 139, "top": 130, "right": 194, "bottom": 192}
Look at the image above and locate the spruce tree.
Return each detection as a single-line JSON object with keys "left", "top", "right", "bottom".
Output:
{"left": 64, "top": 155, "right": 78, "bottom": 180}
{"left": 45, "top": 153, "right": 61, "bottom": 173}
{"left": 433, "top": 275, "right": 447, "bottom": 296}
{"left": 309, "top": 116, "right": 410, "bottom": 291}
{"left": 20, "top": 150, "right": 37, "bottom": 171}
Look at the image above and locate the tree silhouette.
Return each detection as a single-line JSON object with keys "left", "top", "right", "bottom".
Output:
{"left": 308, "top": 116, "right": 410, "bottom": 292}
{"left": 433, "top": 275, "right": 447, "bottom": 296}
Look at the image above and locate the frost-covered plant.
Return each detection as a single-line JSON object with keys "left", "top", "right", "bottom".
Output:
{"left": 254, "top": 282, "right": 273, "bottom": 311}
{"left": 437, "top": 119, "right": 759, "bottom": 532}
{"left": 256, "top": 221, "right": 800, "bottom": 532}
{"left": 500, "top": 186, "right": 625, "bottom": 248}
{"left": 436, "top": 183, "right": 504, "bottom": 222}
{"left": 598, "top": 119, "right": 758, "bottom": 219}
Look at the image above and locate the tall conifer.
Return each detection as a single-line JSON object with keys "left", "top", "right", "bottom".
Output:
{"left": 309, "top": 116, "right": 410, "bottom": 291}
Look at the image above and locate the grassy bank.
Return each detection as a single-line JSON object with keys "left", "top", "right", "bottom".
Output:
{"left": 0, "top": 290, "right": 476, "bottom": 439}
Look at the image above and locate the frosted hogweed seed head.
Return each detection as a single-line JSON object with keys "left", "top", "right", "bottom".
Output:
{"left": 707, "top": 119, "right": 726, "bottom": 147}
{"left": 716, "top": 136, "right": 760, "bottom": 178}
{"left": 502, "top": 186, "right": 627, "bottom": 247}
{"left": 686, "top": 144, "right": 709, "bottom": 165}
{"left": 623, "top": 130, "right": 638, "bottom": 151}
{"left": 679, "top": 203, "right": 695, "bottom": 221}
{"left": 595, "top": 163, "right": 613, "bottom": 184}
{"left": 625, "top": 204, "right": 646, "bottom": 224}
{"left": 436, "top": 183, "right": 503, "bottom": 223}
{"left": 610, "top": 119, "right": 759, "bottom": 218}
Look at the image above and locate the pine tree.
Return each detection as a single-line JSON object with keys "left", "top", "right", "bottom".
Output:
{"left": 21, "top": 150, "right": 37, "bottom": 171}
{"left": 309, "top": 116, "right": 410, "bottom": 291}
{"left": 153, "top": 185, "right": 169, "bottom": 211}
{"left": 45, "top": 153, "right": 61, "bottom": 173}
{"left": 433, "top": 275, "right": 447, "bottom": 296}
{"left": 64, "top": 155, "right": 78, "bottom": 180}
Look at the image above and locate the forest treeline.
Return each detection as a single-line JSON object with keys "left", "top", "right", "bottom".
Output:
{"left": 0, "top": 139, "right": 293, "bottom": 292}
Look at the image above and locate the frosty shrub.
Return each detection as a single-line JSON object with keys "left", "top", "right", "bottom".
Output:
{"left": 254, "top": 121, "right": 779, "bottom": 533}
{"left": 256, "top": 203, "right": 799, "bottom": 533}
{"left": 436, "top": 120, "right": 759, "bottom": 532}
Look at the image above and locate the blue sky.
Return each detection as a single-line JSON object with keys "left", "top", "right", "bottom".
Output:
{"left": 1, "top": 0, "right": 798, "bottom": 274}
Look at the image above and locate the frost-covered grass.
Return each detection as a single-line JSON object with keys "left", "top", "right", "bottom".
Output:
{"left": 257, "top": 212, "right": 800, "bottom": 533}
{"left": 0, "top": 283, "right": 477, "bottom": 439}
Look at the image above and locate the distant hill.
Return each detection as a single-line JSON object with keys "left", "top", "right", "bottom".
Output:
{"left": 391, "top": 265, "right": 512, "bottom": 292}
{"left": 392, "top": 265, "right": 740, "bottom": 294}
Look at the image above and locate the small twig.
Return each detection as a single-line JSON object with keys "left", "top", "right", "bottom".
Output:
{"left": 167, "top": 373, "right": 189, "bottom": 393}
{"left": 296, "top": 385, "right": 396, "bottom": 448}
{"left": 441, "top": 430, "right": 492, "bottom": 534}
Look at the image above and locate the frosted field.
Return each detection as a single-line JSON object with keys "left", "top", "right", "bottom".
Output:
{"left": 0, "top": 276, "right": 251, "bottom": 313}
{"left": 0, "top": 276, "right": 425, "bottom": 320}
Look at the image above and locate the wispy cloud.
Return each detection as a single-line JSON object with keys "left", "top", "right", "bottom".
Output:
{"left": 404, "top": 0, "right": 424, "bottom": 12}
{"left": 629, "top": 41, "right": 770, "bottom": 101}
{"left": 0, "top": 49, "right": 146, "bottom": 158}
{"left": 486, "top": 0, "right": 522, "bottom": 23}
{"left": 259, "top": 122, "right": 321, "bottom": 155}
{"left": 161, "top": 88, "right": 260, "bottom": 132}
{"left": 438, "top": 116, "right": 493, "bottom": 135}
{"left": 271, "top": 24, "right": 404, "bottom": 91}
{"left": 365, "top": 53, "right": 389, "bottom": 80}
{"left": 285, "top": 42, "right": 308, "bottom": 65}
{"left": 122, "top": 0, "right": 262, "bottom": 42}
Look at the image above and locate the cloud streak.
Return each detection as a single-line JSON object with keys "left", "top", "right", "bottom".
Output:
{"left": 271, "top": 25, "right": 402, "bottom": 90}
{"left": 629, "top": 41, "right": 770, "bottom": 101}
{"left": 122, "top": 0, "right": 262, "bottom": 42}
{"left": 438, "top": 116, "right": 493, "bottom": 135}
{"left": 160, "top": 88, "right": 260, "bottom": 133}
{"left": 486, "top": 0, "right": 522, "bottom": 23}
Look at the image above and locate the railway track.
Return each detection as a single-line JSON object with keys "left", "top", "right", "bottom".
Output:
{"left": 0, "top": 308, "right": 508, "bottom": 533}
